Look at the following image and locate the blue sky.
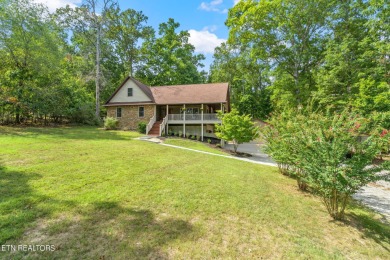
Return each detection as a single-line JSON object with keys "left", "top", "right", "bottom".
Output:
{"left": 33, "top": 0, "right": 240, "bottom": 70}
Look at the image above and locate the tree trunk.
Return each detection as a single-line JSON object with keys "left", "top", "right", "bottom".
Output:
{"left": 15, "top": 106, "right": 20, "bottom": 124}
{"left": 233, "top": 140, "right": 238, "bottom": 153}
{"left": 95, "top": 23, "right": 101, "bottom": 119}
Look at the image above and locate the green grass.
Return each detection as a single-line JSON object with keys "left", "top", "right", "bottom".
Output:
{"left": 163, "top": 138, "right": 228, "bottom": 155}
{"left": 0, "top": 126, "right": 389, "bottom": 259}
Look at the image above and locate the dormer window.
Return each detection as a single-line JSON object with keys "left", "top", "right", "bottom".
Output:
{"left": 127, "top": 88, "right": 133, "bottom": 97}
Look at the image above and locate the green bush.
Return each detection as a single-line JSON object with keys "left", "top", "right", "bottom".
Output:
{"left": 215, "top": 109, "right": 259, "bottom": 153}
{"left": 104, "top": 117, "right": 119, "bottom": 130}
{"left": 261, "top": 108, "right": 390, "bottom": 220}
{"left": 68, "top": 104, "right": 100, "bottom": 125}
{"left": 138, "top": 121, "right": 147, "bottom": 134}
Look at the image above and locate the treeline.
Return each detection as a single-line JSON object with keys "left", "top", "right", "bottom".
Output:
{"left": 0, "top": 0, "right": 206, "bottom": 125}
{"left": 210, "top": 0, "right": 389, "bottom": 121}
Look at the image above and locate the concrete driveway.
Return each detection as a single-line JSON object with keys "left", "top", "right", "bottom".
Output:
{"left": 224, "top": 141, "right": 276, "bottom": 165}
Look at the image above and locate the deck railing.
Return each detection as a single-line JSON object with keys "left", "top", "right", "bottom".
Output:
{"left": 167, "top": 113, "right": 219, "bottom": 121}
{"left": 185, "top": 114, "right": 201, "bottom": 121}
{"left": 203, "top": 113, "right": 219, "bottom": 121}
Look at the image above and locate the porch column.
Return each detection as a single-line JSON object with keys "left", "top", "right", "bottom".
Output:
{"left": 220, "top": 103, "right": 225, "bottom": 147}
{"left": 201, "top": 104, "right": 204, "bottom": 141}
{"left": 166, "top": 104, "right": 169, "bottom": 135}
{"left": 183, "top": 104, "right": 186, "bottom": 137}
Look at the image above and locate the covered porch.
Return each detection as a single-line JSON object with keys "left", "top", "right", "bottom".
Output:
{"left": 147, "top": 103, "right": 227, "bottom": 140}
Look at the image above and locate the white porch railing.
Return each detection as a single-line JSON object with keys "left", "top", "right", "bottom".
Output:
{"left": 167, "top": 113, "right": 219, "bottom": 121}
{"left": 203, "top": 113, "right": 219, "bottom": 121}
{"left": 168, "top": 114, "right": 183, "bottom": 120}
{"left": 159, "top": 115, "right": 168, "bottom": 136}
{"left": 185, "top": 114, "right": 201, "bottom": 120}
{"left": 146, "top": 114, "right": 156, "bottom": 135}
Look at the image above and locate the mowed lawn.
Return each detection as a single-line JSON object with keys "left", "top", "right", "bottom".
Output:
{"left": 163, "top": 138, "right": 229, "bottom": 155}
{"left": 0, "top": 127, "right": 389, "bottom": 259}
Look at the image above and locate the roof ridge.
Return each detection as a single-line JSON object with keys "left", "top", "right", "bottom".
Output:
{"left": 150, "top": 82, "right": 229, "bottom": 88}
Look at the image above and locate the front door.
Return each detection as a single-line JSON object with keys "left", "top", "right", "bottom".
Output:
{"left": 158, "top": 106, "right": 166, "bottom": 121}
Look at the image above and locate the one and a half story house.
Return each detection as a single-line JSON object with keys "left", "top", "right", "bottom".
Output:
{"left": 104, "top": 77, "right": 230, "bottom": 140}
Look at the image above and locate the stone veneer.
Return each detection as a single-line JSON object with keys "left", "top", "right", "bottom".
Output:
{"left": 106, "top": 105, "right": 155, "bottom": 130}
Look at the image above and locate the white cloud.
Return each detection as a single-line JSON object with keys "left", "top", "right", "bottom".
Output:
{"left": 233, "top": 0, "right": 241, "bottom": 5}
{"left": 188, "top": 29, "right": 226, "bottom": 54}
{"left": 199, "top": 0, "right": 228, "bottom": 13}
{"left": 32, "top": 0, "right": 81, "bottom": 12}
{"left": 202, "top": 25, "right": 218, "bottom": 32}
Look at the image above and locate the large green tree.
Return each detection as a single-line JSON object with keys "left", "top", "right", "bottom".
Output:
{"left": 226, "top": 0, "right": 332, "bottom": 109}
{"left": 106, "top": 7, "right": 154, "bottom": 78}
{"left": 0, "top": 0, "right": 64, "bottom": 123}
{"left": 210, "top": 42, "right": 272, "bottom": 119}
{"left": 315, "top": 0, "right": 390, "bottom": 113}
{"left": 56, "top": 0, "right": 118, "bottom": 118}
{"left": 135, "top": 18, "right": 206, "bottom": 86}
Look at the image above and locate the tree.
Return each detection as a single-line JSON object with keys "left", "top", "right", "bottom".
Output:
{"left": 226, "top": 0, "right": 332, "bottom": 109}
{"left": 135, "top": 18, "right": 206, "bottom": 86}
{"left": 215, "top": 109, "right": 259, "bottom": 153}
{"left": 0, "top": 0, "right": 64, "bottom": 123}
{"left": 106, "top": 7, "right": 154, "bottom": 77}
{"left": 56, "top": 0, "right": 118, "bottom": 118}
{"left": 210, "top": 42, "right": 272, "bottom": 120}
{"left": 261, "top": 107, "right": 390, "bottom": 220}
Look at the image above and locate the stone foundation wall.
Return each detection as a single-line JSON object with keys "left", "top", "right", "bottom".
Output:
{"left": 106, "top": 105, "right": 155, "bottom": 130}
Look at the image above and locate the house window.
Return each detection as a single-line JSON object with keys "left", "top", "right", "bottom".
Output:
{"left": 139, "top": 106, "right": 144, "bottom": 118}
{"left": 116, "top": 107, "right": 122, "bottom": 118}
{"left": 127, "top": 88, "right": 133, "bottom": 96}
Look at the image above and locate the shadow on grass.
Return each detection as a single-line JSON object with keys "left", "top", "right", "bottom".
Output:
{"left": 344, "top": 201, "right": 390, "bottom": 252}
{"left": 0, "top": 164, "right": 47, "bottom": 244}
{"left": 0, "top": 164, "right": 194, "bottom": 258}
{"left": 0, "top": 126, "right": 136, "bottom": 141}
{"left": 326, "top": 201, "right": 390, "bottom": 253}
{"left": 46, "top": 201, "right": 195, "bottom": 258}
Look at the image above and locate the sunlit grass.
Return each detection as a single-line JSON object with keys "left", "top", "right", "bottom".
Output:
{"left": 163, "top": 138, "right": 228, "bottom": 155}
{"left": 0, "top": 126, "right": 389, "bottom": 259}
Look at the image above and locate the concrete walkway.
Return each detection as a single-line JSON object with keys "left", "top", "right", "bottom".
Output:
{"left": 135, "top": 136, "right": 277, "bottom": 167}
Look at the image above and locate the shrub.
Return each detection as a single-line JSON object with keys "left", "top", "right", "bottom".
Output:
{"left": 215, "top": 109, "right": 259, "bottom": 153}
{"left": 207, "top": 139, "right": 211, "bottom": 144}
{"left": 104, "top": 117, "right": 119, "bottom": 130}
{"left": 68, "top": 104, "right": 100, "bottom": 125}
{"left": 138, "top": 121, "right": 147, "bottom": 134}
{"left": 261, "top": 108, "right": 390, "bottom": 220}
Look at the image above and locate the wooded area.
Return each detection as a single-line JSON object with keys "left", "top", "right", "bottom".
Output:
{"left": 210, "top": 0, "right": 389, "bottom": 122}
{"left": 0, "top": 0, "right": 389, "bottom": 125}
{"left": 0, "top": 0, "right": 206, "bottom": 124}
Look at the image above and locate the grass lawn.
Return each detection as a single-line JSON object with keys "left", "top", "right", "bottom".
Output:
{"left": 163, "top": 138, "right": 228, "bottom": 155}
{"left": 0, "top": 126, "right": 389, "bottom": 259}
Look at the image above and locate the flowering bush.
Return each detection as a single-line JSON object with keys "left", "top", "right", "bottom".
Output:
{"left": 261, "top": 108, "right": 390, "bottom": 220}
